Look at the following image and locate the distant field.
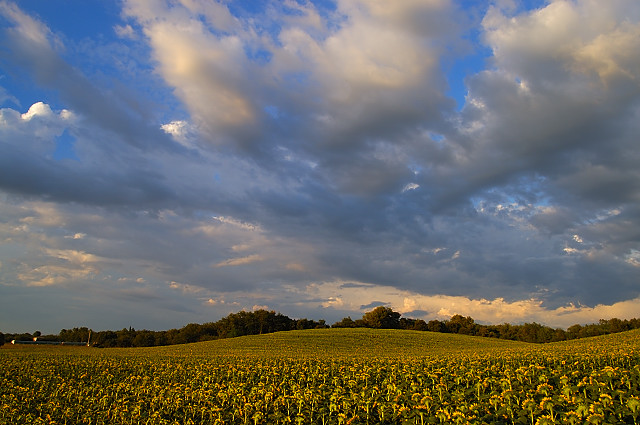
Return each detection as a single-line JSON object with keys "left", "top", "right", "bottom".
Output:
{"left": 2, "top": 329, "right": 639, "bottom": 424}
{"left": 143, "top": 328, "right": 534, "bottom": 358}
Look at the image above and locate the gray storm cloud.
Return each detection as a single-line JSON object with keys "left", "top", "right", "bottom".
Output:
{"left": 1, "top": 0, "right": 639, "bottom": 332}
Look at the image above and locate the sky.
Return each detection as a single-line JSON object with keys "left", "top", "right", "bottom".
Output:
{"left": 1, "top": 0, "right": 639, "bottom": 334}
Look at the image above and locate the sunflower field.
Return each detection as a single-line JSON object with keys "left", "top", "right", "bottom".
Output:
{"left": 1, "top": 328, "right": 639, "bottom": 424}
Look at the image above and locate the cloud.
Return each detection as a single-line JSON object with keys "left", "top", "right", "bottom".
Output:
{"left": 1, "top": 101, "right": 74, "bottom": 154}
{"left": 402, "top": 183, "right": 420, "bottom": 192}
{"left": 0, "top": 1, "right": 639, "bottom": 332}
{"left": 0, "top": 0, "right": 57, "bottom": 48}
{"left": 169, "top": 281, "right": 205, "bottom": 295}
{"left": 161, "top": 120, "right": 197, "bottom": 148}
{"left": 298, "top": 280, "right": 640, "bottom": 328}
{"left": 114, "top": 24, "right": 135, "bottom": 39}
{"left": 0, "top": 82, "right": 19, "bottom": 106}
{"left": 123, "top": 0, "right": 257, "bottom": 144}
{"left": 360, "top": 301, "right": 388, "bottom": 310}
{"left": 15, "top": 248, "right": 101, "bottom": 287}
{"left": 459, "top": 0, "right": 640, "bottom": 192}
{"left": 0, "top": 2, "right": 178, "bottom": 153}
{"left": 123, "top": 0, "right": 461, "bottom": 195}
{"left": 214, "top": 254, "right": 264, "bottom": 268}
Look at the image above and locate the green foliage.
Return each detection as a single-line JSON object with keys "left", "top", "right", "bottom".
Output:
{"left": 362, "top": 306, "right": 401, "bottom": 329}
{"left": 59, "top": 327, "right": 90, "bottom": 343}
{"left": 86, "top": 310, "right": 328, "bottom": 348}
{"left": 215, "top": 310, "right": 295, "bottom": 338}
{"left": 1, "top": 329, "right": 639, "bottom": 424}
{"left": 445, "top": 314, "right": 477, "bottom": 334}
{"left": 332, "top": 317, "right": 359, "bottom": 328}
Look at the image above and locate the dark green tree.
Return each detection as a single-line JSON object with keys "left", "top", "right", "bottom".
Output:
{"left": 296, "top": 318, "right": 311, "bottom": 330}
{"left": 362, "top": 306, "right": 401, "bottom": 329}
{"left": 332, "top": 316, "right": 357, "bottom": 328}
{"left": 445, "top": 315, "right": 477, "bottom": 335}
{"left": 116, "top": 328, "right": 135, "bottom": 347}
{"left": 180, "top": 323, "right": 204, "bottom": 343}
{"left": 92, "top": 330, "right": 117, "bottom": 347}
{"left": 566, "top": 324, "right": 583, "bottom": 339}
{"left": 427, "top": 319, "right": 445, "bottom": 333}
{"left": 59, "top": 327, "right": 91, "bottom": 343}
{"left": 132, "top": 330, "right": 157, "bottom": 347}
{"left": 412, "top": 319, "right": 428, "bottom": 331}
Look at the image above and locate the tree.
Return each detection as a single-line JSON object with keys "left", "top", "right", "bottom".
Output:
{"left": 362, "top": 306, "right": 401, "bottom": 329}
{"left": 412, "top": 319, "right": 428, "bottom": 331}
{"left": 116, "top": 328, "right": 135, "bottom": 347}
{"left": 494, "top": 323, "right": 517, "bottom": 340}
{"left": 132, "top": 330, "right": 156, "bottom": 347}
{"left": 445, "top": 315, "right": 477, "bottom": 335}
{"left": 199, "top": 322, "right": 218, "bottom": 340}
{"left": 92, "top": 330, "right": 117, "bottom": 347}
{"left": 332, "top": 317, "right": 357, "bottom": 328}
{"left": 517, "top": 322, "right": 546, "bottom": 343}
{"left": 0, "top": 332, "right": 4, "bottom": 346}
{"left": 59, "top": 327, "right": 91, "bottom": 343}
{"left": 566, "top": 324, "right": 582, "bottom": 340}
{"left": 180, "top": 323, "right": 204, "bottom": 343}
{"left": 427, "top": 320, "right": 445, "bottom": 333}
{"left": 551, "top": 328, "right": 567, "bottom": 342}
{"left": 213, "top": 310, "right": 294, "bottom": 339}
{"left": 399, "top": 318, "right": 428, "bottom": 331}
{"left": 601, "top": 318, "right": 626, "bottom": 333}
{"left": 294, "top": 318, "right": 328, "bottom": 330}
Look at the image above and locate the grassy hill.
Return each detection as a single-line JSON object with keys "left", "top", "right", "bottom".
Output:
{"left": 143, "top": 328, "right": 528, "bottom": 358}
{"left": 105, "top": 326, "right": 640, "bottom": 359}
{"left": 4, "top": 327, "right": 639, "bottom": 359}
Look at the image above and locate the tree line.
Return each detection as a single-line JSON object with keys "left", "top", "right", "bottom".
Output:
{"left": 1, "top": 310, "right": 327, "bottom": 348}
{"left": 332, "top": 307, "right": 640, "bottom": 343}
{"left": 2, "top": 306, "right": 639, "bottom": 348}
